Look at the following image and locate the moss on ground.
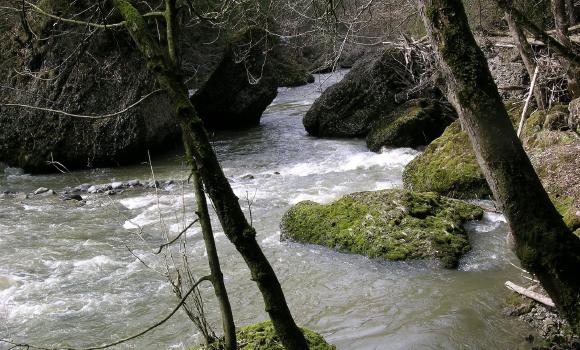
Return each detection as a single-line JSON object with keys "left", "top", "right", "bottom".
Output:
{"left": 403, "top": 103, "right": 580, "bottom": 232}
{"left": 280, "top": 189, "right": 483, "bottom": 268}
{"left": 190, "top": 321, "right": 335, "bottom": 350}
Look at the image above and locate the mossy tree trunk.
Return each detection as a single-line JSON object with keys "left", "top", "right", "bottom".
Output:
{"left": 417, "top": 0, "right": 580, "bottom": 334}
{"left": 505, "top": 11, "right": 545, "bottom": 109}
{"left": 112, "top": 1, "right": 309, "bottom": 348}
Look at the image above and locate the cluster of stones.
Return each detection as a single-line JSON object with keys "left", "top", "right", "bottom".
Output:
{"left": 1, "top": 179, "right": 179, "bottom": 202}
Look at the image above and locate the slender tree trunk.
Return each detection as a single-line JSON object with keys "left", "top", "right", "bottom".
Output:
{"left": 566, "top": 0, "right": 576, "bottom": 26}
{"left": 551, "top": 0, "right": 580, "bottom": 98}
{"left": 552, "top": 0, "right": 573, "bottom": 47}
{"left": 417, "top": 0, "right": 580, "bottom": 334}
{"left": 505, "top": 11, "right": 545, "bottom": 109}
{"left": 112, "top": 1, "right": 309, "bottom": 348}
{"left": 192, "top": 163, "right": 237, "bottom": 350}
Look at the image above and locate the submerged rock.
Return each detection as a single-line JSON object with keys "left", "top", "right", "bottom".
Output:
{"left": 366, "top": 98, "right": 457, "bottom": 151}
{"left": 191, "top": 28, "right": 278, "bottom": 130}
{"left": 303, "top": 49, "right": 436, "bottom": 138}
{"left": 280, "top": 189, "right": 483, "bottom": 268}
{"left": 191, "top": 321, "right": 335, "bottom": 350}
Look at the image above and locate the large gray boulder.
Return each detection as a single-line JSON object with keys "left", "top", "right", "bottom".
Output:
{"left": 303, "top": 48, "right": 437, "bottom": 138}
{"left": 191, "top": 29, "right": 278, "bottom": 130}
{"left": 0, "top": 1, "right": 180, "bottom": 173}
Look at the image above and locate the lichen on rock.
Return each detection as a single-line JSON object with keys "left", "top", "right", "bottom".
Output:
{"left": 280, "top": 189, "right": 483, "bottom": 268}
{"left": 190, "top": 321, "right": 335, "bottom": 350}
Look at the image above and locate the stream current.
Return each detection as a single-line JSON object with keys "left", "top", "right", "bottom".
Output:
{"left": 0, "top": 72, "right": 536, "bottom": 349}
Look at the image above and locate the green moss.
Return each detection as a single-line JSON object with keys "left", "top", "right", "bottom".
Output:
{"left": 280, "top": 189, "right": 483, "bottom": 268}
{"left": 402, "top": 120, "right": 490, "bottom": 199}
{"left": 550, "top": 195, "right": 580, "bottom": 232}
{"left": 191, "top": 321, "right": 335, "bottom": 350}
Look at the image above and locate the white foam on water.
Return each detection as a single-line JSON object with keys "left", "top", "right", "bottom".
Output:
{"left": 118, "top": 195, "right": 157, "bottom": 210}
{"left": 277, "top": 147, "right": 420, "bottom": 177}
{"left": 72, "top": 255, "right": 124, "bottom": 272}
{"left": 484, "top": 212, "right": 507, "bottom": 223}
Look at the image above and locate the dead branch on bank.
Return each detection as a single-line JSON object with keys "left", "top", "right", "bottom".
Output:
{"left": 505, "top": 281, "right": 556, "bottom": 308}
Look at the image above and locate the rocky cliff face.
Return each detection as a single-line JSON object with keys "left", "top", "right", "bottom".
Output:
{"left": 0, "top": 1, "right": 180, "bottom": 173}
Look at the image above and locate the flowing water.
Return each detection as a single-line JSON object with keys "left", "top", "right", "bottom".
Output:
{"left": 0, "top": 72, "right": 537, "bottom": 349}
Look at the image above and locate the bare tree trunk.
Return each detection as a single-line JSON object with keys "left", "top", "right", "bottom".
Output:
{"left": 112, "top": 1, "right": 309, "bottom": 348}
{"left": 551, "top": 0, "right": 580, "bottom": 97}
{"left": 192, "top": 163, "right": 237, "bottom": 350}
{"left": 505, "top": 11, "right": 545, "bottom": 109}
{"left": 553, "top": 0, "right": 573, "bottom": 47}
{"left": 494, "top": 0, "right": 580, "bottom": 67}
{"left": 566, "top": 0, "right": 576, "bottom": 25}
{"left": 417, "top": 0, "right": 580, "bottom": 334}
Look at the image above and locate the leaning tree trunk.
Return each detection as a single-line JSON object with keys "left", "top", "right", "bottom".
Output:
{"left": 494, "top": 0, "right": 580, "bottom": 67}
{"left": 112, "top": 1, "right": 309, "bottom": 348}
{"left": 417, "top": 0, "right": 580, "bottom": 334}
{"left": 505, "top": 11, "right": 545, "bottom": 109}
{"left": 551, "top": 0, "right": 580, "bottom": 98}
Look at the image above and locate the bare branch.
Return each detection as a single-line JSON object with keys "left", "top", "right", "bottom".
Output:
{"left": 1, "top": 89, "right": 162, "bottom": 119}
{"left": 154, "top": 219, "right": 198, "bottom": 254}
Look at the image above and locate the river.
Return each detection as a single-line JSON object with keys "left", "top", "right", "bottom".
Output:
{"left": 0, "top": 72, "right": 536, "bottom": 349}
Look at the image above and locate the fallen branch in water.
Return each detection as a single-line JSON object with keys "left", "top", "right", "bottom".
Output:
{"left": 505, "top": 281, "right": 555, "bottom": 308}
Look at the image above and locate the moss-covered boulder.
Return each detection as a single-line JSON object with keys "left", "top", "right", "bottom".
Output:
{"left": 403, "top": 104, "right": 580, "bottom": 232}
{"left": 302, "top": 49, "right": 437, "bottom": 138}
{"left": 191, "top": 321, "right": 335, "bottom": 350}
{"left": 280, "top": 189, "right": 483, "bottom": 268}
{"left": 366, "top": 98, "right": 457, "bottom": 151}
{"left": 402, "top": 120, "right": 490, "bottom": 199}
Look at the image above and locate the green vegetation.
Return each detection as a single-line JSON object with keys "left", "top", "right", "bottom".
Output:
{"left": 191, "top": 321, "right": 336, "bottom": 350}
{"left": 280, "top": 189, "right": 483, "bottom": 268}
{"left": 402, "top": 120, "right": 490, "bottom": 199}
{"left": 403, "top": 103, "right": 580, "bottom": 232}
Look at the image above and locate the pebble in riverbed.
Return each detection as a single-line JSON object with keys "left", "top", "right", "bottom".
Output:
{"left": 2, "top": 179, "right": 181, "bottom": 203}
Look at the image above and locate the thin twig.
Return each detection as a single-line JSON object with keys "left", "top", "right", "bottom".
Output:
{"left": 1, "top": 90, "right": 162, "bottom": 119}
{"left": 154, "top": 219, "right": 198, "bottom": 254}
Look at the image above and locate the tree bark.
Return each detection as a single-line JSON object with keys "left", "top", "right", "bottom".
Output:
{"left": 192, "top": 163, "right": 237, "bottom": 350}
{"left": 112, "top": 1, "right": 309, "bottom": 348}
{"left": 417, "top": 0, "right": 580, "bottom": 334}
{"left": 552, "top": 0, "right": 573, "bottom": 47}
{"left": 566, "top": 0, "right": 576, "bottom": 26}
{"left": 505, "top": 11, "right": 545, "bottom": 110}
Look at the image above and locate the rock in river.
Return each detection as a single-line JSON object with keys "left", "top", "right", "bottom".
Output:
{"left": 303, "top": 48, "right": 438, "bottom": 138}
{"left": 366, "top": 98, "right": 457, "bottom": 151}
{"left": 191, "top": 28, "right": 278, "bottom": 130}
{"left": 280, "top": 189, "right": 483, "bottom": 268}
